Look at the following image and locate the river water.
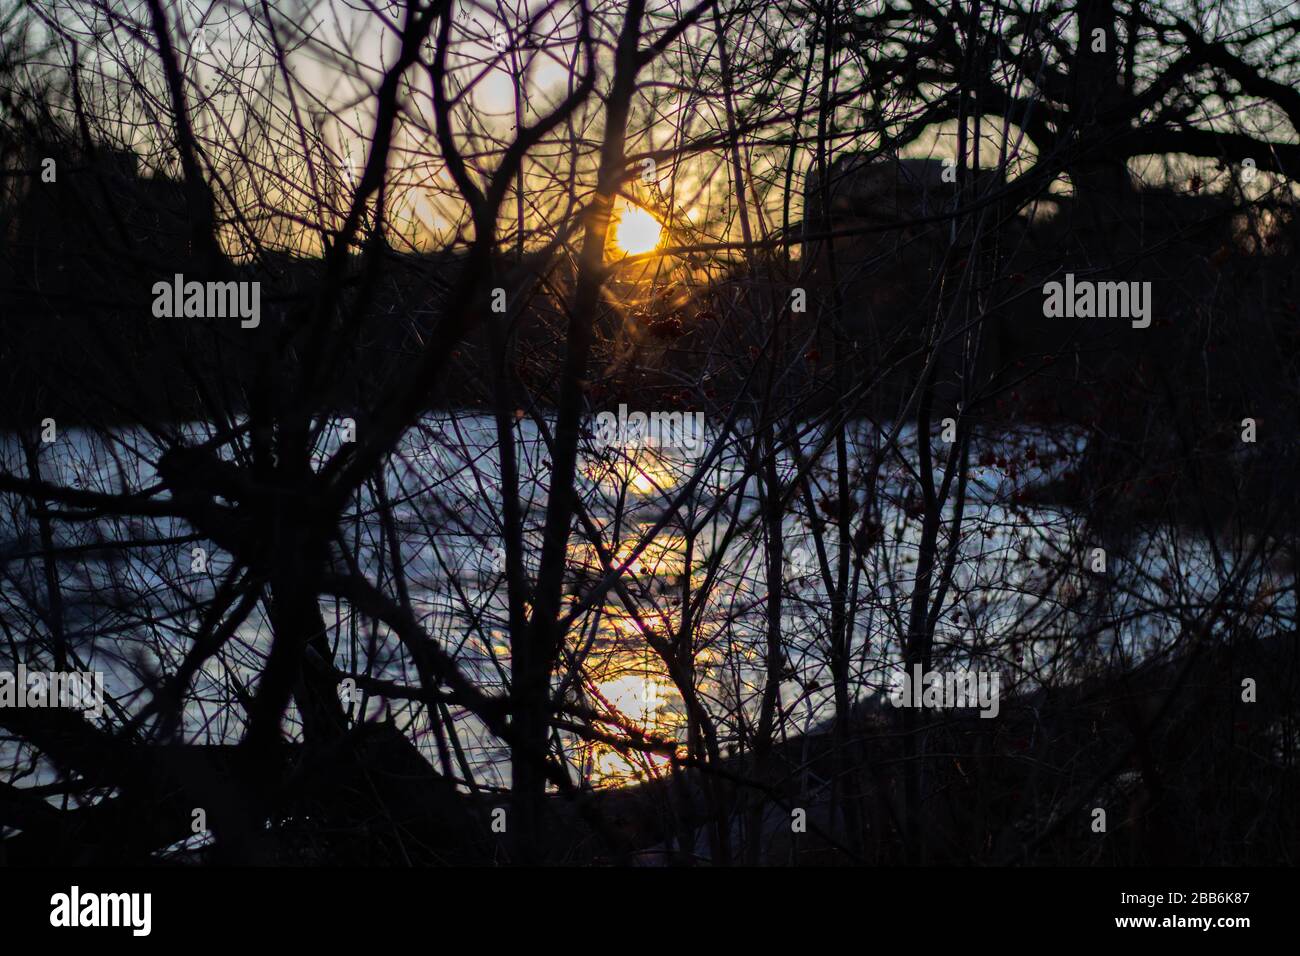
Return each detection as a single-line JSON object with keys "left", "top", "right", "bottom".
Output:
{"left": 0, "top": 413, "right": 1282, "bottom": 796}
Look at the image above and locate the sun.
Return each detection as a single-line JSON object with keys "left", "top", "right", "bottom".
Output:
{"left": 613, "top": 204, "right": 663, "bottom": 255}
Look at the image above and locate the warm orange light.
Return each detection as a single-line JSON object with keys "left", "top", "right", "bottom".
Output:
{"left": 613, "top": 205, "right": 662, "bottom": 255}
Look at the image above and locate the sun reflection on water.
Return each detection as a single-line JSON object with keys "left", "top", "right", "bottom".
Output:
{"left": 579, "top": 640, "right": 685, "bottom": 787}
